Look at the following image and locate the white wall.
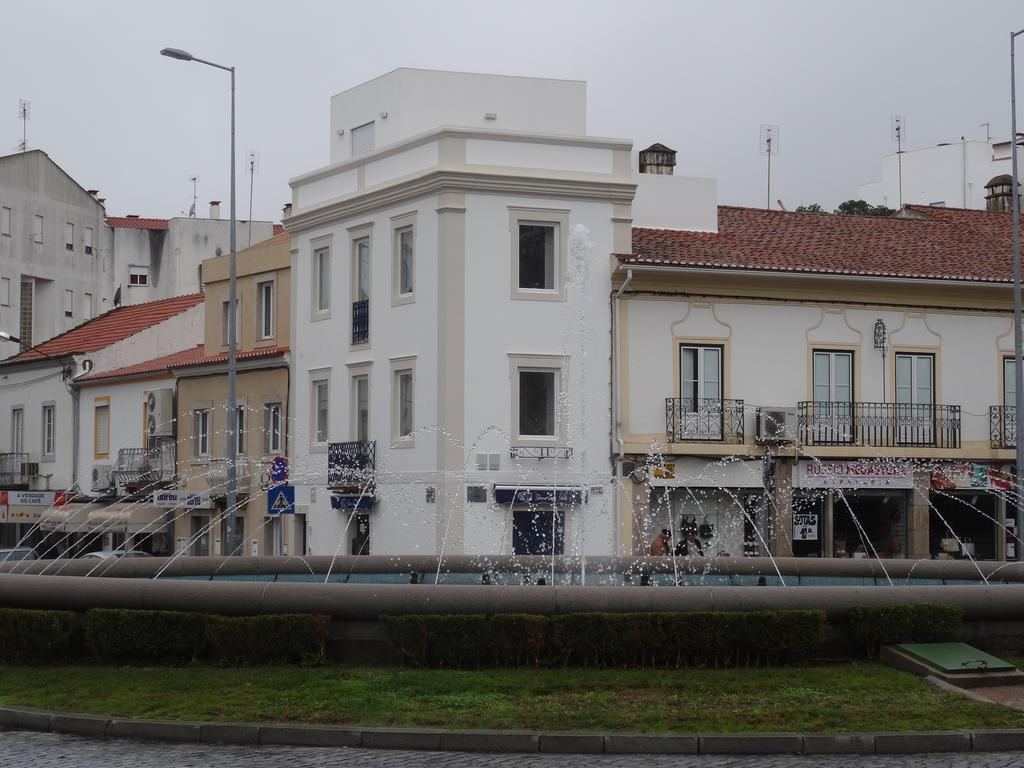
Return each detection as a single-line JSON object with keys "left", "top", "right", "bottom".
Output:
{"left": 632, "top": 174, "right": 719, "bottom": 232}
{"left": 0, "top": 362, "right": 75, "bottom": 490}
{"left": 87, "top": 304, "right": 203, "bottom": 375}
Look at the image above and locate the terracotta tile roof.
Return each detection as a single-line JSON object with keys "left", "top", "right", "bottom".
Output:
{"left": 77, "top": 345, "right": 289, "bottom": 384}
{"left": 106, "top": 216, "right": 170, "bottom": 230}
{"left": 618, "top": 205, "right": 1023, "bottom": 283}
{"left": 2, "top": 293, "right": 204, "bottom": 364}
{"left": 273, "top": 223, "right": 285, "bottom": 235}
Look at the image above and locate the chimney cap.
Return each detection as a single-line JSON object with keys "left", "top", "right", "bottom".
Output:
{"left": 86, "top": 189, "right": 99, "bottom": 195}
{"left": 126, "top": 214, "right": 140, "bottom": 218}
{"left": 209, "top": 200, "right": 221, "bottom": 205}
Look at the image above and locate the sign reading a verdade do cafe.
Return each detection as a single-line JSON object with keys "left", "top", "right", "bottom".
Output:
{"left": 797, "top": 460, "right": 914, "bottom": 489}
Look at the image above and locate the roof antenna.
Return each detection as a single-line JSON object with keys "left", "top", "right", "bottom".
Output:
{"left": 979, "top": 122, "right": 991, "bottom": 143}
{"left": 17, "top": 99, "right": 30, "bottom": 152}
{"left": 892, "top": 115, "right": 906, "bottom": 208}
{"left": 246, "top": 150, "right": 260, "bottom": 247}
{"left": 759, "top": 125, "right": 780, "bottom": 211}
{"left": 188, "top": 175, "right": 198, "bottom": 218}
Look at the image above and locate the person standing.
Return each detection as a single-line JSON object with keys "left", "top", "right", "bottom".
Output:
{"left": 649, "top": 528, "right": 672, "bottom": 556}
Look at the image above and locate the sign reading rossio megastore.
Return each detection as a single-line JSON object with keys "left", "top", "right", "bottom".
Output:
{"left": 796, "top": 460, "right": 915, "bottom": 489}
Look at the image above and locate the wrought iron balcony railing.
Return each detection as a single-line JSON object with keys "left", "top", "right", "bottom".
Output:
{"left": 665, "top": 398, "right": 745, "bottom": 444}
{"left": 0, "top": 453, "right": 29, "bottom": 487}
{"left": 991, "top": 405, "right": 1016, "bottom": 449}
{"left": 352, "top": 299, "right": 369, "bottom": 345}
{"left": 328, "top": 440, "right": 376, "bottom": 488}
{"left": 110, "top": 443, "right": 176, "bottom": 487}
{"left": 797, "top": 401, "right": 961, "bottom": 448}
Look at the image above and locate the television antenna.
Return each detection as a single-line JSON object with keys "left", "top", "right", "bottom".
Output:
{"left": 188, "top": 175, "right": 199, "bottom": 217}
{"left": 980, "top": 121, "right": 991, "bottom": 143}
{"left": 17, "top": 99, "right": 30, "bottom": 152}
{"left": 759, "top": 125, "right": 780, "bottom": 211}
{"left": 246, "top": 150, "right": 260, "bottom": 246}
{"left": 891, "top": 114, "right": 906, "bottom": 208}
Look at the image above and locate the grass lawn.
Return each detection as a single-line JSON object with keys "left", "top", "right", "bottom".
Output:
{"left": 1, "top": 664, "right": 1023, "bottom": 734}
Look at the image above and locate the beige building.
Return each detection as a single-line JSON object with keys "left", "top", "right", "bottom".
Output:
{"left": 173, "top": 231, "right": 298, "bottom": 556}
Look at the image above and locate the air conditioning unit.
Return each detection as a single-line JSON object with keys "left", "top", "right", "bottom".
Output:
{"left": 146, "top": 389, "right": 175, "bottom": 437}
{"left": 20, "top": 462, "right": 39, "bottom": 477}
{"left": 756, "top": 407, "right": 797, "bottom": 443}
{"left": 92, "top": 464, "right": 114, "bottom": 492}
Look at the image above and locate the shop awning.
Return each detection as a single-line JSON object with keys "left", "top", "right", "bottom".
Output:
{"left": 330, "top": 493, "right": 376, "bottom": 511}
{"left": 39, "top": 504, "right": 93, "bottom": 532}
{"left": 86, "top": 503, "right": 169, "bottom": 534}
{"left": 493, "top": 486, "right": 585, "bottom": 505}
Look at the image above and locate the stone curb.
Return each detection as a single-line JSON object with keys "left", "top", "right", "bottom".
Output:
{"left": 3, "top": 706, "right": 1024, "bottom": 755}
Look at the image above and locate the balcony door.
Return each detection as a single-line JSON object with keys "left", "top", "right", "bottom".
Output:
{"left": 895, "top": 353, "right": 934, "bottom": 444}
{"left": 812, "top": 351, "right": 853, "bottom": 443}
{"left": 679, "top": 345, "right": 723, "bottom": 440}
{"left": 1004, "top": 357, "right": 1017, "bottom": 446}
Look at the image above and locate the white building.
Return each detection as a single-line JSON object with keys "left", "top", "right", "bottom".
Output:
{"left": 0, "top": 150, "right": 111, "bottom": 353}
{"left": 858, "top": 136, "right": 1019, "bottom": 211}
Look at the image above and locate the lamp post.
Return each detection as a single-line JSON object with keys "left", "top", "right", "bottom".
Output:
{"left": 161, "top": 47, "right": 239, "bottom": 556}
{"left": 1012, "top": 29, "right": 1024, "bottom": 560}
{"left": 0, "top": 332, "right": 74, "bottom": 379}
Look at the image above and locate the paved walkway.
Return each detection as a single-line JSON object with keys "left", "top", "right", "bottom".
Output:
{"left": 2, "top": 730, "right": 1023, "bottom": 768}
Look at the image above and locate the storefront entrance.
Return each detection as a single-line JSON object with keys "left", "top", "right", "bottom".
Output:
{"left": 929, "top": 492, "right": 998, "bottom": 560}
{"left": 512, "top": 509, "right": 564, "bottom": 555}
{"left": 832, "top": 491, "right": 906, "bottom": 559}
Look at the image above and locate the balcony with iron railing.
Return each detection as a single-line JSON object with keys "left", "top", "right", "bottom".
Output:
{"left": 0, "top": 453, "right": 29, "bottom": 487}
{"left": 665, "top": 398, "right": 745, "bottom": 444}
{"left": 991, "top": 405, "right": 1016, "bottom": 449}
{"left": 352, "top": 299, "right": 369, "bottom": 345}
{"left": 797, "top": 401, "right": 961, "bottom": 449}
{"left": 110, "top": 443, "right": 176, "bottom": 489}
{"left": 328, "top": 440, "right": 376, "bottom": 488}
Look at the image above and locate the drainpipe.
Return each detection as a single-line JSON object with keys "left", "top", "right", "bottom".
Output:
{"left": 70, "top": 377, "right": 80, "bottom": 497}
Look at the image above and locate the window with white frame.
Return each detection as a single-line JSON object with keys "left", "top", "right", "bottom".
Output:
{"left": 129, "top": 266, "right": 149, "bottom": 286}
{"left": 41, "top": 404, "right": 55, "bottom": 457}
{"left": 391, "top": 361, "right": 415, "bottom": 445}
{"left": 11, "top": 408, "right": 23, "bottom": 453}
{"left": 1, "top": 207, "right": 10, "bottom": 236}
{"left": 233, "top": 405, "right": 246, "bottom": 455}
{"left": 312, "top": 377, "right": 329, "bottom": 445}
{"left": 64, "top": 222, "right": 74, "bottom": 251}
{"left": 63, "top": 289, "right": 73, "bottom": 318}
{"left": 509, "top": 208, "right": 568, "bottom": 301}
{"left": 193, "top": 409, "right": 210, "bottom": 457}
{"left": 351, "top": 121, "right": 375, "bottom": 157}
{"left": 94, "top": 401, "right": 110, "bottom": 457}
{"left": 84, "top": 226, "right": 93, "bottom": 254}
{"left": 392, "top": 216, "right": 415, "bottom": 303}
{"left": 510, "top": 355, "right": 566, "bottom": 444}
{"left": 351, "top": 234, "right": 370, "bottom": 345}
{"left": 0, "top": 277, "right": 9, "bottom": 307}
{"left": 221, "top": 299, "right": 240, "bottom": 347}
{"left": 264, "top": 402, "right": 283, "bottom": 455}
{"left": 257, "top": 280, "right": 274, "bottom": 339}
{"left": 313, "top": 245, "right": 331, "bottom": 314}
{"left": 32, "top": 215, "right": 43, "bottom": 244}
{"left": 352, "top": 373, "right": 369, "bottom": 442}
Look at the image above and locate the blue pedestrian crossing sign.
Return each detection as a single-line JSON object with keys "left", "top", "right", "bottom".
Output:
{"left": 267, "top": 484, "right": 295, "bottom": 515}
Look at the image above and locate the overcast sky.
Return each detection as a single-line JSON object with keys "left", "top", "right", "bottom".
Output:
{"left": 2, "top": 0, "right": 1021, "bottom": 223}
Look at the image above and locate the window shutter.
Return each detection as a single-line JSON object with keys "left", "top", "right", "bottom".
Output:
{"left": 351, "top": 121, "right": 376, "bottom": 157}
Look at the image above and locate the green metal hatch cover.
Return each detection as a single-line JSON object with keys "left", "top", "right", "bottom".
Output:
{"left": 896, "top": 642, "right": 1016, "bottom": 673}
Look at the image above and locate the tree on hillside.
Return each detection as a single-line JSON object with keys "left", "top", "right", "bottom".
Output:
{"left": 835, "top": 199, "right": 897, "bottom": 217}
{"left": 795, "top": 203, "right": 823, "bottom": 213}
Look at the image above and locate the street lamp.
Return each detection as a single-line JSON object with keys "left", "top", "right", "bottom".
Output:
{"left": 161, "top": 46, "right": 239, "bottom": 556}
{"left": 1012, "top": 28, "right": 1024, "bottom": 560}
{"left": 0, "top": 331, "right": 75, "bottom": 380}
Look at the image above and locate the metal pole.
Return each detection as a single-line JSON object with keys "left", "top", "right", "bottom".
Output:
{"left": 226, "top": 65, "right": 238, "bottom": 556}
{"left": 1012, "top": 30, "right": 1024, "bottom": 560}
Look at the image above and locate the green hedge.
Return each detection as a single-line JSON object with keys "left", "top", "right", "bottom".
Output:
{"left": 848, "top": 604, "right": 963, "bottom": 658}
{"left": 86, "top": 609, "right": 210, "bottom": 664}
{"left": 206, "top": 614, "right": 328, "bottom": 665}
{"left": 382, "top": 610, "right": 826, "bottom": 669}
{"left": 0, "top": 608, "right": 79, "bottom": 664}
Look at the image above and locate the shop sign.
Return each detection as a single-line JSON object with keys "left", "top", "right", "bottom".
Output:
{"left": 0, "top": 490, "right": 65, "bottom": 507}
{"left": 151, "top": 490, "right": 211, "bottom": 509}
{"left": 652, "top": 463, "right": 676, "bottom": 479}
{"left": 793, "top": 512, "right": 819, "bottom": 540}
{"left": 930, "top": 463, "right": 1013, "bottom": 491}
{"left": 798, "top": 460, "right": 914, "bottom": 489}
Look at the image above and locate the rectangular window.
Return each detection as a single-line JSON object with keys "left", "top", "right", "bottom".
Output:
{"left": 94, "top": 402, "right": 110, "bottom": 457}
{"left": 190, "top": 515, "right": 210, "bottom": 557}
{"left": 194, "top": 409, "right": 210, "bottom": 457}
{"left": 811, "top": 350, "right": 854, "bottom": 444}
{"left": 352, "top": 237, "right": 370, "bottom": 344}
{"left": 313, "top": 379, "right": 329, "bottom": 444}
{"left": 519, "top": 370, "right": 557, "bottom": 437}
{"left": 11, "top": 408, "right": 23, "bottom": 453}
{"left": 233, "top": 405, "right": 246, "bottom": 455}
{"left": 392, "top": 368, "right": 414, "bottom": 443}
{"left": 257, "top": 280, "right": 274, "bottom": 339}
{"left": 221, "top": 299, "right": 239, "bottom": 347}
{"left": 64, "top": 222, "right": 74, "bottom": 250}
{"left": 1004, "top": 357, "right": 1016, "bottom": 406}
{"left": 18, "top": 280, "right": 32, "bottom": 351}
{"left": 355, "top": 238, "right": 370, "bottom": 300}
{"left": 0, "top": 277, "right": 9, "bottom": 306}
{"left": 351, "top": 121, "right": 375, "bottom": 157}
{"left": 895, "top": 352, "right": 935, "bottom": 445}
{"left": 314, "top": 246, "right": 330, "bottom": 313}
{"left": 129, "top": 267, "right": 149, "bottom": 286}
{"left": 32, "top": 215, "right": 43, "bottom": 244}
{"left": 353, "top": 374, "right": 369, "bottom": 442}
{"left": 42, "top": 404, "right": 55, "bottom": 456}
{"left": 84, "top": 226, "right": 93, "bottom": 254}
{"left": 264, "top": 403, "right": 283, "bottom": 455}
{"left": 397, "top": 226, "right": 414, "bottom": 297}
{"left": 518, "top": 223, "right": 555, "bottom": 290}
{"left": 679, "top": 345, "right": 723, "bottom": 406}
{"left": 1, "top": 206, "right": 10, "bottom": 236}
{"left": 83, "top": 292, "right": 93, "bottom": 319}
{"left": 63, "top": 289, "right": 73, "bottom": 318}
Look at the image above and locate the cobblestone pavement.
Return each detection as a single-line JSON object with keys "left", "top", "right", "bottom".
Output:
{"left": 2, "top": 730, "right": 1024, "bottom": 768}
